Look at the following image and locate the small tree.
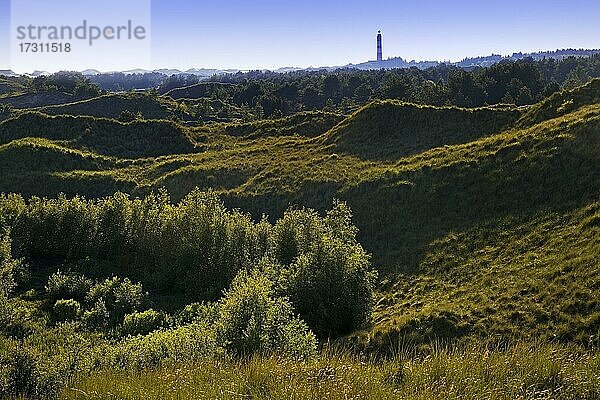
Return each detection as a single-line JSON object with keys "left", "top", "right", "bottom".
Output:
{"left": 275, "top": 202, "right": 377, "bottom": 338}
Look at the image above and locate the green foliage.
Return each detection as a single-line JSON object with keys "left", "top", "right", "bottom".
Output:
{"left": 275, "top": 203, "right": 377, "bottom": 338}
{"left": 220, "top": 111, "right": 345, "bottom": 139}
{"left": 216, "top": 267, "right": 317, "bottom": 358}
{"left": 47, "top": 270, "right": 144, "bottom": 331}
{"left": 82, "top": 300, "right": 109, "bottom": 331}
{"left": 0, "top": 138, "right": 114, "bottom": 183}
{"left": 0, "top": 70, "right": 597, "bottom": 400}
{"left": 517, "top": 78, "right": 600, "bottom": 127}
{"left": 121, "top": 309, "right": 168, "bottom": 337}
{"left": 52, "top": 299, "right": 81, "bottom": 323}
{"left": 286, "top": 239, "right": 375, "bottom": 338}
{"left": 175, "top": 302, "right": 218, "bottom": 325}
{"left": 0, "top": 231, "right": 17, "bottom": 297}
{"left": 45, "top": 271, "right": 92, "bottom": 304}
{"left": 110, "top": 265, "right": 317, "bottom": 368}
{"left": 86, "top": 277, "right": 149, "bottom": 327}
{"left": 31, "top": 72, "right": 100, "bottom": 98}
{"left": 1, "top": 347, "right": 51, "bottom": 399}
{"left": 0, "top": 112, "right": 196, "bottom": 158}
{"left": 0, "top": 80, "right": 597, "bottom": 350}
{"left": 38, "top": 92, "right": 187, "bottom": 121}
{"left": 363, "top": 201, "right": 600, "bottom": 350}
{"left": 0, "top": 230, "right": 26, "bottom": 298}
{"left": 10, "top": 190, "right": 272, "bottom": 301}
{"left": 163, "top": 56, "right": 600, "bottom": 116}
{"left": 0, "top": 76, "right": 29, "bottom": 97}
{"left": 4, "top": 189, "right": 378, "bottom": 340}
{"left": 2, "top": 88, "right": 597, "bottom": 343}
{"left": 110, "top": 319, "right": 219, "bottom": 370}
{"left": 0, "top": 323, "right": 102, "bottom": 399}
{"left": 0, "top": 295, "right": 46, "bottom": 339}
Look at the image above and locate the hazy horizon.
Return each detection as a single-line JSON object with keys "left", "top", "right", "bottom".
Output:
{"left": 5, "top": 47, "right": 600, "bottom": 75}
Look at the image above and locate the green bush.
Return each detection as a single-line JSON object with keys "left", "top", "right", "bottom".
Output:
{"left": 176, "top": 302, "right": 218, "bottom": 326}
{"left": 11, "top": 190, "right": 269, "bottom": 302}
{"left": 285, "top": 239, "right": 375, "bottom": 338}
{"left": 5, "top": 190, "right": 375, "bottom": 337}
{"left": 0, "top": 230, "right": 27, "bottom": 297}
{"left": 0, "top": 347, "right": 41, "bottom": 398}
{"left": 82, "top": 300, "right": 109, "bottom": 331}
{"left": 86, "top": 277, "right": 149, "bottom": 326}
{"left": 122, "top": 309, "right": 168, "bottom": 336}
{"left": 0, "top": 323, "right": 104, "bottom": 399}
{"left": 275, "top": 202, "right": 377, "bottom": 338}
{"left": 111, "top": 319, "right": 219, "bottom": 370}
{"left": 5, "top": 191, "right": 377, "bottom": 339}
{"left": 215, "top": 266, "right": 317, "bottom": 359}
{"left": 45, "top": 270, "right": 92, "bottom": 303}
{"left": 52, "top": 299, "right": 81, "bottom": 323}
{"left": 0, "top": 297, "right": 46, "bottom": 339}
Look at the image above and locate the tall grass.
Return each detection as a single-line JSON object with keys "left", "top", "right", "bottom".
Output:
{"left": 62, "top": 342, "right": 600, "bottom": 400}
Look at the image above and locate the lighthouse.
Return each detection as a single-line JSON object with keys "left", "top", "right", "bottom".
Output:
{"left": 377, "top": 30, "right": 383, "bottom": 62}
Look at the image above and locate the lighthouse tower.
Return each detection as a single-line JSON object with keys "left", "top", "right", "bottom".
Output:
{"left": 377, "top": 30, "right": 383, "bottom": 62}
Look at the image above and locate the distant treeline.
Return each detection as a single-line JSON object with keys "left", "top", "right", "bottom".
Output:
{"left": 88, "top": 72, "right": 166, "bottom": 92}
{"left": 26, "top": 72, "right": 101, "bottom": 97}
{"left": 2, "top": 55, "right": 599, "bottom": 120}
{"left": 161, "top": 56, "right": 599, "bottom": 116}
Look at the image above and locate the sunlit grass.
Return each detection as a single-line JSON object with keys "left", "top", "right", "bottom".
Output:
{"left": 62, "top": 343, "right": 600, "bottom": 400}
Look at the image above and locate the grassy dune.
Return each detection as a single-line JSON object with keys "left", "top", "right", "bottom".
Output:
{"left": 363, "top": 201, "right": 600, "bottom": 350}
{"left": 0, "top": 76, "right": 599, "bottom": 399}
{"left": 0, "top": 112, "right": 197, "bottom": 158}
{"left": 37, "top": 92, "right": 186, "bottom": 120}
{"left": 322, "top": 101, "right": 522, "bottom": 160}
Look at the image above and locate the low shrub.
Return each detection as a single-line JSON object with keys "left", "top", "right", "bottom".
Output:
{"left": 52, "top": 299, "right": 81, "bottom": 323}
{"left": 86, "top": 277, "right": 149, "bottom": 326}
{"left": 122, "top": 309, "right": 168, "bottom": 337}
{"left": 45, "top": 271, "right": 92, "bottom": 303}
{"left": 215, "top": 266, "right": 317, "bottom": 359}
{"left": 82, "top": 300, "right": 109, "bottom": 331}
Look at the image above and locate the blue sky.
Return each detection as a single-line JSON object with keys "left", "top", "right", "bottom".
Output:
{"left": 1, "top": 0, "right": 599, "bottom": 71}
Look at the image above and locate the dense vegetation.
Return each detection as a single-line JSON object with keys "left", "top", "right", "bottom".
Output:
{"left": 162, "top": 55, "right": 600, "bottom": 117}
{"left": 1, "top": 55, "right": 600, "bottom": 122}
{"left": 0, "top": 61, "right": 598, "bottom": 398}
{"left": 0, "top": 193, "right": 377, "bottom": 397}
